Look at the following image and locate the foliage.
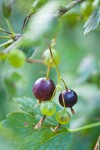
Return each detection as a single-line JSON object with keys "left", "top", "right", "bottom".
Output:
{"left": 0, "top": 0, "right": 100, "bottom": 150}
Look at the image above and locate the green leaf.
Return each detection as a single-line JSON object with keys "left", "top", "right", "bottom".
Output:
{"left": 20, "top": 45, "right": 35, "bottom": 58}
{"left": 24, "top": 1, "right": 59, "bottom": 45}
{"left": 2, "top": 112, "right": 72, "bottom": 150}
{"left": 84, "top": 7, "right": 100, "bottom": 35}
{"left": 13, "top": 97, "right": 39, "bottom": 115}
{"left": 13, "top": 97, "right": 62, "bottom": 126}
{"left": 5, "top": 72, "right": 26, "bottom": 99}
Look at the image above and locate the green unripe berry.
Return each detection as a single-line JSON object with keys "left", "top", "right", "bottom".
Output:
{"left": 8, "top": 49, "right": 26, "bottom": 68}
{"left": 43, "top": 48, "right": 60, "bottom": 67}
{"left": 40, "top": 101, "right": 56, "bottom": 116}
{"left": 56, "top": 110, "right": 70, "bottom": 124}
{"left": 0, "top": 52, "right": 8, "bottom": 60}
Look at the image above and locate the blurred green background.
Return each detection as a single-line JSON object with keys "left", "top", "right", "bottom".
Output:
{"left": 0, "top": 0, "right": 100, "bottom": 150}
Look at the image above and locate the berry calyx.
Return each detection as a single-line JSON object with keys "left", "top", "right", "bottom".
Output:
{"left": 59, "top": 89, "right": 78, "bottom": 109}
{"left": 33, "top": 77, "right": 56, "bottom": 101}
{"left": 43, "top": 48, "right": 60, "bottom": 67}
{"left": 56, "top": 110, "right": 70, "bottom": 124}
{"left": 8, "top": 49, "right": 26, "bottom": 68}
{"left": 40, "top": 101, "right": 56, "bottom": 116}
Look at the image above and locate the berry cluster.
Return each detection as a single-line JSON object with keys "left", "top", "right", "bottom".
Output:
{"left": 32, "top": 42, "right": 78, "bottom": 131}
{"left": 33, "top": 78, "right": 78, "bottom": 126}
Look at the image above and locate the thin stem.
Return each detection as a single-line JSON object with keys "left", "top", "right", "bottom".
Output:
{"left": 60, "top": 77, "right": 68, "bottom": 91}
{"left": 61, "top": 91, "right": 66, "bottom": 109}
{"left": 5, "top": 19, "right": 15, "bottom": 36}
{"left": 0, "top": 36, "right": 12, "bottom": 39}
{"left": 34, "top": 115, "right": 46, "bottom": 129}
{"left": 67, "top": 122, "right": 100, "bottom": 133}
{"left": 70, "top": 107, "right": 75, "bottom": 115}
{"left": 51, "top": 123, "right": 61, "bottom": 132}
{"left": 46, "top": 60, "right": 51, "bottom": 80}
{"left": 22, "top": 12, "right": 36, "bottom": 30}
{"left": 48, "top": 43, "right": 61, "bottom": 85}
{"left": 57, "top": 0, "right": 84, "bottom": 17}
{"left": 0, "top": 40, "right": 13, "bottom": 48}
{"left": 0, "top": 27, "right": 12, "bottom": 35}
{"left": 50, "top": 87, "right": 57, "bottom": 100}
{"left": 27, "top": 59, "right": 44, "bottom": 64}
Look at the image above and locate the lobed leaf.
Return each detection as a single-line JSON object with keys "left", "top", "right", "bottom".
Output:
{"left": 2, "top": 112, "right": 72, "bottom": 150}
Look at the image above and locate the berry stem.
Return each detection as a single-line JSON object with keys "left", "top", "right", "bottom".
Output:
{"left": 50, "top": 87, "right": 57, "bottom": 100}
{"left": 70, "top": 107, "right": 75, "bottom": 114}
{"left": 34, "top": 115, "right": 46, "bottom": 129}
{"left": 61, "top": 91, "right": 66, "bottom": 109}
{"left": 48, "top": 43, "right": 61, "bottom": 85}
{"left": 5, "top": 19, "right": 15, "bottom": 36}
{"left": 60, "top": 77, "right": 68, "bottom": 91}
{"left": 0, "top": 36, "right": 12, "bottom": 39}
{"left": 27, "top": 59, "right": 44, "bottom": 64}
{"left": 51, "top": 123, "right": 61, "bottom": 132}
{"left": 46, "top": 60, "right": 51, "bottom": 80}
{"left": 0, "top": 27, "right": 12, "bottom": 35}
{"left": 67, "top": 122, "right": 100, "bottom": 133}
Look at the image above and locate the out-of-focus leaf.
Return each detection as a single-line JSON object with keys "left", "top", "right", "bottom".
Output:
{"left": 13, "top": 97, "right": 39, "bottom": 115}
{"left": 84, "top": 7, "right": 100, "bottom": 35}
{"left": 20, "top": 45, "right": 35, "bottom": 58}
{"left": 5, "top": 72, "right": 26, "bottom": 99}
{"left": 2, "top": 112, "right": 72, "bottom": 150}
{"left": 76, "top": 55, "right": 97, "bottom": 83}
{"left": 24, "top": 1, "right": 59, "bottom": 45}
{"left": 32, "top": 0, "right": 48, "bottom": 10}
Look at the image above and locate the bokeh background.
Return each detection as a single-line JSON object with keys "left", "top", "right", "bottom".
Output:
{"left": 0, "top": 0, "right": 100, "bottom": 149}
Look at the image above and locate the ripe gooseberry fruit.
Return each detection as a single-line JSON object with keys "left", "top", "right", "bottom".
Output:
{"left": 42, "top": 48, "right": 60, "bottom": 67}
{"left": 56, "top": 110, "right": 70, "bottom": 124}
{"left": 8, "top": 49, "right": 26, "bottom": 68}
{"left": 59, "top": 89, "right": 78, "bottom": 109}
{"left": 33, "top": 77, "right": 55, "bottom": 101}
{"left": 40, "top": 101, "right": 56, "bottom": 116}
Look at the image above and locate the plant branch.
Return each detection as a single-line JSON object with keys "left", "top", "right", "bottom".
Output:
{"left": 57, "top": 0, "right": 84, "bottom": 17}
{"left": 27, "top": 59, "right": 44, "bottom": 64}
{"left": 5, "top": 19, "right": 15, "bottom": 36}
{"left": 0, "top": 27, "right": 12, "bottom": 35}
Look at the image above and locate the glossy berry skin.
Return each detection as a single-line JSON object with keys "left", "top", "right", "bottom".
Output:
{"left": 40, "top": 101, "right": 56, "bottom": 116}
{"left": 59, "top": 89, "right": 78, "bottom": 108}
{"left": 56, "top": 110, "right": 70, "bottom": 124}
{"left": 33, "top": 78, "right": 55, "bottom": 101}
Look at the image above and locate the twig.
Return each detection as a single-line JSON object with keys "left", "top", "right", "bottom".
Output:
{"left": 22, "top": 12, "right": 36, "bottom": 30}
{"left": 27, "top": 59, "right": 44, "bottom": 64}
{"left": 57, "top": 0, "right": 84, "bottom": 17}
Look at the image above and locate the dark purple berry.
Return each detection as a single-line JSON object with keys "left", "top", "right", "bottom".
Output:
{"left": 33, "top": 77, "right": 55, "bottom": 101}
{"left": 59, "top": 89, "right": 78, "bottom": 108}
